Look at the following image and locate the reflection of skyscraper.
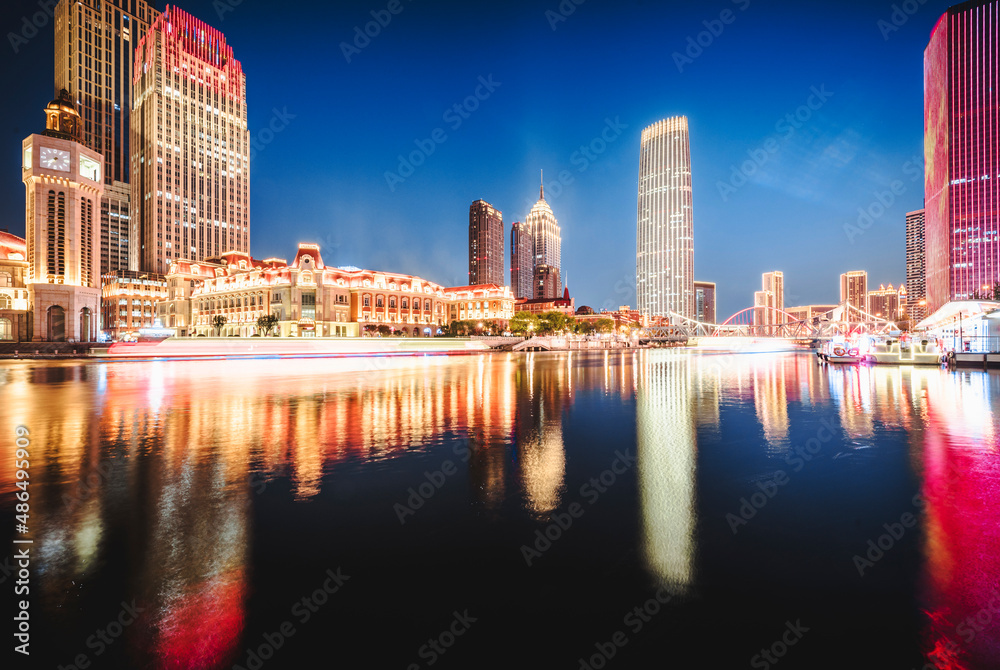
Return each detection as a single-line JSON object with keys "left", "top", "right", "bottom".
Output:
{"left": 637, "top": 117, "right": 695, "bottom": 319}
{"left": 753, "top": 359, "right": 790, "bottom": 452}
{"left": 925, "top": 1, "right": 1000, "bottom": 313}
{"left": 132, "top": 6, "right": 250, "bottom": 274}
{"left": 636, "top": 350, "right": 695, "bottom": 592}
{"left": 514, "top": 353, "right": 568, "bottom": 516}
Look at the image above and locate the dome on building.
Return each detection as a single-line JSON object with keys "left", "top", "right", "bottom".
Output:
{"left": 42, "top": 89, "right": 82, "bottom": 141}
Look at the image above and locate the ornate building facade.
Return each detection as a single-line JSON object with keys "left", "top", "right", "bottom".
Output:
{"left": 22, "top": 91, "right": 103, "bottom": 341}
{"left": 0, "top": 232, "right": 31, "bottom": 342}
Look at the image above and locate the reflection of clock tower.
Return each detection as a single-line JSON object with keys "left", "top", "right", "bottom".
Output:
{"left": 21, "top": 90, "right": 103, "bottom": 342}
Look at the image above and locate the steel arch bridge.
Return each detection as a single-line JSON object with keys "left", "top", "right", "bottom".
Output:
{"left": 642, "top": 303, "right": 900, "bottom": 340}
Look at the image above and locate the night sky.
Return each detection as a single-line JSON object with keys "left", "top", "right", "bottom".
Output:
{"left": 0, "top": 0, "right": 953, "bottom": 319}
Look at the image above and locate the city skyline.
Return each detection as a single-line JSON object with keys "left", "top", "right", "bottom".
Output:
{"left": 0, "top": 0, "right": 961, "bottom": 318}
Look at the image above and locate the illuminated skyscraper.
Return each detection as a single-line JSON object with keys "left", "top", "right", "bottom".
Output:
{"left": 840, "top": 270, "right": 868, "bottom": 312}
{"left": 55, "top": 0, "right": 159, "bottom": 273}
{"left": 925, "top": 0, "right": 1000, "bottom": 313}
{"left": 132, "top": 6, "right": 250, "bottom": 275}
{"left": 637, "top": 117, "right": 694, "bottom": 319}
{"left": 510, "top": 221, "right": 533, "bottom": 299}
{"left": 525, "top": 176, "right": 561, "bottom": 299}
{"left": 468, "top": 199, "right": 504, "bottom": 286}
{"left": 906, "top": 209, "right": 927, "bottom": 322}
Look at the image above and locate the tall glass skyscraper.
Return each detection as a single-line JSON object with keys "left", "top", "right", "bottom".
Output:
{"left": 132, "top": 6, "right": 250, "bottom": 275}
{"left": 55, "top": 0, "right": 159, "bottom": 274}
{"left": 525, "top": 179, "right": 561, "bottom": 299}
{"left": 468, "top": 200, "right": 504, "bottom": 286}
{"left": 925, "top": 0, "right": 1000, "bottom": 314}
{"left": 636, "top": 117, "right": 694, "bottom": 319}
{"left": 510, "top": 221, "right": 533, "bottom": 299}
{"left": 906, "top": 209, "right": 927, "bottom": 322}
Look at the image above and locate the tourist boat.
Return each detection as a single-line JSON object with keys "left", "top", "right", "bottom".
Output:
{"left": 817, "top": 339, "right": 865, "bottom": 364}
{"left": 865, "top": 337, "right": 945, "bottom": 366}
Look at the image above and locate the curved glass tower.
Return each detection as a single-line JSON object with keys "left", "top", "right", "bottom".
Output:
{"left": 636, "top": 117, "right": 694, "bottom": 320}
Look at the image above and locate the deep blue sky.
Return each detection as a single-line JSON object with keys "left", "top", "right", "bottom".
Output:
{"left": 1, "top": 0, "right": 953, "bottom": 318}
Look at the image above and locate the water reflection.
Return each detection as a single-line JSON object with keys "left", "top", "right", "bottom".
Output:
{"left": 1, "top": 353, "right": 999, "bottom": 668}
{"left": 636, "top": 350, "right": 697, "bottom": 593}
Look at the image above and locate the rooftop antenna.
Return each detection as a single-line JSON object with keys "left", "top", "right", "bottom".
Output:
{"left": 540, "top": 169, "right": 544, "bottom": 200}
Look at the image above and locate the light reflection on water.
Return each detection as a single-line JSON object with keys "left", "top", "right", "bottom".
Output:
{"left": 0, "top": 351, "right": 998, "bottom": 668}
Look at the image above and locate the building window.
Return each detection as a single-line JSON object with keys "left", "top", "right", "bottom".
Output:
{"left": 0, "top": 317, "right": 11, "bottom": 340}
{"left": 402, "top": 297, "right": 409, "bottom": 309}
{"left": 389, "top": 297, "right": 396, "bottom": 308}
{"left": 0, "top": 273, "right": 11, "bottom": 287}
{"left": 363, "top": 295, "right": 370, "bottom": 307}
{"left": 376, "top": 296, "right": 384, "bottom": 308}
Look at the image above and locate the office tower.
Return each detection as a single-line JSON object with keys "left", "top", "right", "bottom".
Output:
{"left": 525, "top": 176, "right": 561, "bottom": 299}
{"left": 468, "top": 200, "right": 504, "bottom": 286}
{"left": 693, "top": 281, "right": 716, "bottom": 324}
{"left": 22, "top": 92, "right": 103, "bottom": 341}
{"left": 637, "top": 116, "right": 695, "bottom": 319}
{"left": 533, "top": 264, "right": 561, "bottom": 301}
{"left": 906, "top": 209, "right": 927, "bottom": 322}
{"left": 132, "top": 6, "right": 250, "bottom": 275}
{"left": 925, "top": 0, "right": 1000, "bottom": 313}
{"left": 55, "top": 0, "right": 159, "bottom": 274}
{"left": 753, "top": 290, "right": 774, "bottom": 332}
{"left": 511, "top": 221, "right": 533, "bottom": 299}
{"left": 840, "top": 271, "right": 868, "bottom": 313}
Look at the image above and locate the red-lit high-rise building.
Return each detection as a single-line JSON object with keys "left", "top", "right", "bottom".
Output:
{"left": 132, "top": 6, "right": 250, "bottom": 275}
{"left": 924, "top": 0, "right": 1000, "bottom": 314}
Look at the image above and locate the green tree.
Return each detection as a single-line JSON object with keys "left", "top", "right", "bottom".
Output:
{"left": 595, "top": 318, "right": 615, "bottom": 334}
{"left": 509, "top": 312, "right": 539, "bottom": 336}
{"left": 256, "top": 313, "right": 279, "bottom": 336}
{"left": 376, "top": 324, "right": 392, "bottom": 337}
{"left": 577, "top": 320, "right": 596, "bottom": 335}
{"left": 538, "top": 310, "right": 567, "bottom": 334}
{"left": 212, "top": 314, "right": 227, "bottom": 336}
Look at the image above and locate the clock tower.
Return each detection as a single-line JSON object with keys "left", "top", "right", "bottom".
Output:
{"left": 22, "top": 90, "right": 103, "bottom": 342}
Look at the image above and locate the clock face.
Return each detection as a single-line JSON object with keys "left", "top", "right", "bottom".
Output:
{"left": 80, "top": 156, "right": 101, "bottom": 182}
{"left": 40, "top": 147, "right": 71, "bottom": 172}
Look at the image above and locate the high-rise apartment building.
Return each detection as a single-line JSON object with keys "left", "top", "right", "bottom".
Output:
{"left": 510, "top": 221, "right": 533, "bottom": 299}
{"left": 906, "top": 209, "right": 927, "bottom": 322}
{"left": 525, "top": 179, "right": 561, "bottom": 299}
{"left": 754, "top": 271, "right": 785, "bottom": 330}
{"left": 132, "top": 6, "right": 250, "bottom": 275}
{"left": 468, "top": 200, "right": 504, "bottom": 286}
{"left": 55, "top": 0, "right": 159, "bottom": 274}
{"left": 694, "top": 280, "right": 716, "bottom": 324}
{"left": 925, "top": 0, "right": 1000, "bottom": 314}
{"left": 533, "top": 265, "right": 561, "bottom": 301}
{"left": 840, "top": 271, "right": 868, "bottom": 314}
{"left": 22, "top": 92, "right": 103, "bottom": 341}
{"left": 637, "top": 117, "right": 694, "bottom": 319}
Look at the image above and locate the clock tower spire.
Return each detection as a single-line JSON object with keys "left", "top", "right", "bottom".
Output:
{"left": 21, "top": 95, "right": 103, "bottom": 341}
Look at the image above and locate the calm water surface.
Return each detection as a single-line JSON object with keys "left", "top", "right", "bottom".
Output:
{"left": 1, "top": 350, "right": 998, "bottom": 669}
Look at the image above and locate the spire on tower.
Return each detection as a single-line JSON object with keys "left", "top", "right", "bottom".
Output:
{"left": 540, "top": 169, "right": 544, "bottom": 200}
